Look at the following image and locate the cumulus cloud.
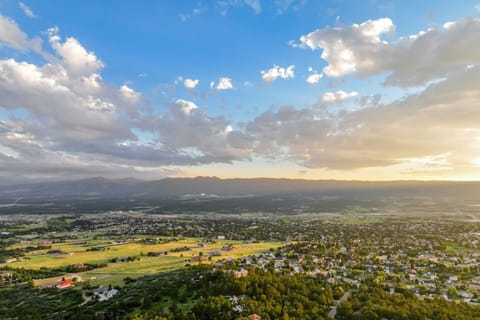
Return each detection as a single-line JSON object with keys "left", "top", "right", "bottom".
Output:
{"left": 48, "top": 27, "right": 104, "bottom": 76}
{"left": 0, "top": 120, "right": 178, "bottom": 182}
{"left": 298, "top": 16, "right": 480, "bottom": 86}
{"left": 211, "top": 77, "right": 233, "bottom": 90}
{"left": 320, "top": 91, "right": 358, "bottom": 103}
{"left": 2, "top": 12, "right": 480, "bottom": 181}
{"left": 306, "top": 67, "right": 323, "bottom": 84}
{"left": 175, "top": 99, "right": 198, "bottom": 115}
{"left": 184, "top": 78, "right": 199, "bottom": 89}
{"left": 306, "top": 73, "right": 322, "bottom": 84}
{"left": 261, "top": 64, "right": 295, "bottom": 82}
{"left": 248, "top": 65, "right": 480, "bottom": 170}
{"left": 0, "top": 58, "right": 131, "bottom": 143}
{"left": 19, "top": 2, "right": 36, "bottom": 18}
{"left": 0, "top": 16, "right": 255, "bottom": 181}
{"left": 147, "top": 99, "right": 252, "bottom": 163}
{"left": 120, "top": 85, "right": 141, "bottom": 104}
{"left": 0, "top": 14, "right": 41, "bottom": 52}
{"left": 299, "top": 18, "right": 394, "bottom": 77}
{"left": 0, "top": 58, "right": 248, "bottom": 179}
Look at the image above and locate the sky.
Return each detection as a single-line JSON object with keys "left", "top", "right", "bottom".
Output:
{"left": 1, "top": 0, "right": 480, "bottom": 183}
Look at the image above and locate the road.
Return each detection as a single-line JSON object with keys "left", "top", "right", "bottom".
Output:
{"left": 328, "top": 291, "right": 351, "bottom": 318}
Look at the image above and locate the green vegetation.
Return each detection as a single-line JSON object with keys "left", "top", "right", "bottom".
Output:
{"left": 336, "top": 284, "right": 479, "bottom": 320}
{"left": 1, "top": 211, "right": 480, "bottom": 319}
{"left": 10, "top": 238, "right": 280, "bottom": 287}
{"left": 0, "top": 285, "right": 83, "bottom": 319}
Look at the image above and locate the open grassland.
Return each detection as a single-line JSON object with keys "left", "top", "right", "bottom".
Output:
{"left": 3, "top": 236, "right": 281, "bottom": 286}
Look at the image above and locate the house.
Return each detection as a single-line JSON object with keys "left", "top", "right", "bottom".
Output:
{"left": 94, "top": 286, "right": 119, "bottom": 301}
{"left": 0, "top": 272, "right": 12, "bottom": 280}
{"left": 209, "top": 251, "right": 222, "bottom": 257}
{"left": 56, "top": 279, "right": 73, "bottom": 289}
{"left": 147, "top": 251, "right": 167, "bottom": 257}
{"left": 233, "top": 269, "right": 248, "bottom": 278}
{"left": 116, "top": 256, "right": 130, "bottom": 263}
{"left": 191, "top": 255, "right": 208, "bottom": 262}
{"left": 471, "top": 276, "right": 480, "bottom": 285}
{"left": 458, "top": 291, "right": 474, "bottom": 302}
{"left": 106, "top": 289, "right": 119, "bottom": 299}
{"left": 94, "top": 286, "right": 107, "bottom": 296}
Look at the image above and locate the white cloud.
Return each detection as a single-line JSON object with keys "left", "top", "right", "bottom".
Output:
{"left": 148, "top": 99, "right": 252, "bottom": 162}
{"left": 0, "top": 17, "right": 255, "bottom": 182}
{"left": 19, "top": 2, "right": 36, "bottom": 18}
{"left": 217, "top": 0, "right": 261, "bottom": 15}
{"left": 0, "top": 58, "right": 130, "bottom": 143}
{"left": 306, "top": 67, "right": 323, "bottom": 84}
{"left": 320, "top": 91, "right": 358, "bottom": 103}
{"left": 184, "top": 78, "right": 199, "bottom": 89}
{"left": 443, "top": 21, "right": 456, "bottom": 29}
{"left": 298, "top": 16, "right": 480, "bottom": 87}
{"left": 306, "top": 73, "right": 322, "bottom": 84}
{"left": 248, "top": 65, "right": 480, "bottom": 171}
{"left": 211, "top": 77, "right": 233, "bottom": 90}
{"left": 299, "top": 18, "right": 394, "bottom": 77}
{"left": 261, "top": 64, "right": 295, "bottom": 82}
{"left": 175, "top": 99, "right": 198, "bottom": 115}
{"left": 2, "top": 12, "right": 480, "bottom": 181}
{"left": 120, "top": 85, "right": 141, "bottom": 104}
{"left": 0, "top": 14, "right": 41, "bottom": 52}
{"left": 48, "top": 27, "right": 104, "bottom": 76}
{"left": 85, "top": 96, "right": 116, "bottom": 112}
{"left": 244, "top": 0, "right": 262, "bottom": 14}
{"left": 80, "top": 73, "right": 102, "bottom": 90}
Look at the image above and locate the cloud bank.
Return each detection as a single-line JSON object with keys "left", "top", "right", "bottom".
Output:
{"left": 1, "top": 14, "right": 480, "bottom": 181}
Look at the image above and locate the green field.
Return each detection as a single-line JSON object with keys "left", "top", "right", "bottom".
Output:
{"left": 3, "top": 236, "right": 280, "bottom": 287}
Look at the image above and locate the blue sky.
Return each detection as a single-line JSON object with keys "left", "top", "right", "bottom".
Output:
{"left": 1, "top": 0, "right": 480, "bottom": 182}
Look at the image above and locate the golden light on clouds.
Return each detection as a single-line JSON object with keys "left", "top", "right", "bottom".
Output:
{"left": 1, "top": 10, "right": 480, "bottom": 182}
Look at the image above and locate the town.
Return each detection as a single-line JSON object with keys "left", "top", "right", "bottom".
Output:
{"left": 1, "top": 210, "right": 479, "bottom": 319}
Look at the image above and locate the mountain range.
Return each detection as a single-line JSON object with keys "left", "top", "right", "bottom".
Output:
{"left": 1, "top": 177, "right": 479, "bottom": 201}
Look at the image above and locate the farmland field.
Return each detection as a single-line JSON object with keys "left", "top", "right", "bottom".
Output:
{"left": 3, "top": 234, "right": 281, "bottom": 286}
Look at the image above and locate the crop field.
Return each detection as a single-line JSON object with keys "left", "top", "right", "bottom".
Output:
{"left": 3, "top": 236, "right": 281, "bottom": 286}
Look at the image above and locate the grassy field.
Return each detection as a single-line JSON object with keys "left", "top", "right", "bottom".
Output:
{"left": 445, "top": 242, "right": 479, "bottom": 253}
{"left": 4, "top": 237, "right": 281, "bottom": 287}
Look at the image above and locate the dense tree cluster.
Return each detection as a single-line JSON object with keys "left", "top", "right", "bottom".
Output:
{"left": 52, "top": 263, "right": 107, "bottom": 273}
{"left": 336, "top": 284, "right": 479, "bottom": 320}
{"left": 190, "top": 268, "right": 334, "bottom": 320}
{"left": 0, "top": 285, "right": 83, "bottom": 319}
{"left": 0, "top": 266, "right": 63, "bottom": 286}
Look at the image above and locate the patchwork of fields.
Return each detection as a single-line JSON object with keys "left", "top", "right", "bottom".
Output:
{"left": 3, "top": 236, "right": 281, "bottom": 286}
